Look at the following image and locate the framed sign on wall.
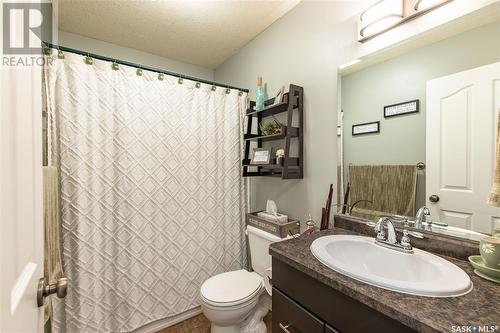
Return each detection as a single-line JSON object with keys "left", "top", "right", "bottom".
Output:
{"left": 384, "top": 100, "right": 419, "bottom": 118}
{"left": 352, "top": 121, "right": 380, "bottom": 136}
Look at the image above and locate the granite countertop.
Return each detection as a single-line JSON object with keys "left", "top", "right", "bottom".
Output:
{"left": 269, "top": 228, "right": 500, "bottom": 333}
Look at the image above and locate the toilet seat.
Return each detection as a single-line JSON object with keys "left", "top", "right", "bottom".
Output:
{"left": 200, "top": 270, "right": 263, "bottom": 307}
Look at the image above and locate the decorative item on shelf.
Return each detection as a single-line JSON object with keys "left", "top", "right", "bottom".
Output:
{"left": 352, "top": 121, "right": 380, "bottom": 136}
{"left": 276, "top": 149, "right": 285, "bottom": 166}
{"left": 259, "top": 116, "right": 283, "bottom": 136}
{"left": 256, "top": 76, "right": 265, "bottom": 111}
{"left": 250, "top": 147, "right": 272, "bottom": 165}
{"left": 273, "top": 86, "right": 285, "bottom": 105}
{"left": 384, "top": 99, "right": 419, "bottom": 118}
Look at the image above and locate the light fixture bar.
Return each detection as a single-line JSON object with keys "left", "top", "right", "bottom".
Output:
{"left": 358, "top": 0, "right": 455, "bottom": 42}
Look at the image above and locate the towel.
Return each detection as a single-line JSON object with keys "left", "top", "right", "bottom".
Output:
{"left": 43, "top": 167, "right": 64, "bottom": 324}
{"left": 348, "top": 165, "right": 417, "bottom": 219}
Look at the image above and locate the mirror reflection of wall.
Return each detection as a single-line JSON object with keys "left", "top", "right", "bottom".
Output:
{"left": 339, "top": 21, "right": 500, "bottom": 237}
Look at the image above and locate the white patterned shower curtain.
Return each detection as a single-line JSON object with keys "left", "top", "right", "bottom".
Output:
{"left": 44, "top": 53, "right": 248, "bottom": 332}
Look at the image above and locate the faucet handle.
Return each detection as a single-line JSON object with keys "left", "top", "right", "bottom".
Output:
{"left": 400, "top": 228, "right": 424, "bottom": 252}
{"left": 400, "top": 229, "right": 412, "bottom": 251}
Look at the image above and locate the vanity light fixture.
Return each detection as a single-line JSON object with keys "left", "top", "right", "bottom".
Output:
{"left": 359, "top": 0, "right": 404, "bottom": 40}
{"left": 358, "top": 0, "right": 454, "bottom": 42}
{"left": 413, "top": 0, "right": 449, "bottom": 11}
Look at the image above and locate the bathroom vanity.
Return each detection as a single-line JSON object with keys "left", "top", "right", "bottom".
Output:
{"left": 269, "top": 222, "right": 500, "bottom": 333}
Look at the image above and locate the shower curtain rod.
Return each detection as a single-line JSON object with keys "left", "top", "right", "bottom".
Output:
{"left": 42, "top": 42, "right": 249, "bottom": 93}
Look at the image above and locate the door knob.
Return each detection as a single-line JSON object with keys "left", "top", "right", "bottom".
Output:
{"left": 37, "top": 276, "right": 68, "bottom": 307}
{"left": 429, "top": 195, "right": 440, "bottom": 203}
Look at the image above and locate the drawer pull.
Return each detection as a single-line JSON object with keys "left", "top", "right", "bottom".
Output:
{"left": 279, "top": 322, "right": 293, "bottom": 333}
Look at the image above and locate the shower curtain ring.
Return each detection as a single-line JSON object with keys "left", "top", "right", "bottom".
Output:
{"left": 57, "top": 47, "right": 65, "bottom": 59}
{"left": 178, "top": 77, "right": 183, "bottom": 84}
{"left": 158, "top": 73, "right": 165, "bottom": 81}
{"left": 85, "top": 54, "right": 93, "bottom": 65}
{"left": 211, "top": 85, "right": 217, "bottom": 92}
{"left": 225, "top": 88, "right": 231, "bottom": 94}
{"left": 136, "top": 68, "right": 143, "bottom": 76}
{"left": 238, "top": 91, "right": 243, "bottom": 96}
{"left": 195, "top": 82, "right": 201, "bottom": 88}
{"left": 112, "top": 61, "right": 119, "bottom": 70}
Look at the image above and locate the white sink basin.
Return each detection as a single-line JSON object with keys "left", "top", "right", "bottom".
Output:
{"left": 311, "top": 235, "right": 472, "bottom": 297}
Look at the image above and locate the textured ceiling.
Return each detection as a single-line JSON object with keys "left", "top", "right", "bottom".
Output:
{"left": 58, "top": 0, "right": 300, "bottom": 69}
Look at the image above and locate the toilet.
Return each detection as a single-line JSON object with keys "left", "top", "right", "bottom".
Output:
{"left": 200, "top": 225, "right": 283, "bottom": 333}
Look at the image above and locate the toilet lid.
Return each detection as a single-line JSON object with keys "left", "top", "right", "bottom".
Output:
{"left": 200, "top": 270, "right": 262, "bottom": 304}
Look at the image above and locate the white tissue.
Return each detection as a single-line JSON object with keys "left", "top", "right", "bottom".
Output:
{"left": 266, "top": 200, "right": 278, "bottom": 216}
{"left": 258, "top": 200, "right": 288, "bottom": 224}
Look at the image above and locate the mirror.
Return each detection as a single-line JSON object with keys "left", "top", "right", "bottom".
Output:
{"left": 337, "top": 18, "right": 500, "bottom": 242}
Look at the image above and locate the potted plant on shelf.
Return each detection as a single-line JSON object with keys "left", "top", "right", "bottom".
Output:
{"left": 259, "top": 116, "right": 283, "bottom": 136}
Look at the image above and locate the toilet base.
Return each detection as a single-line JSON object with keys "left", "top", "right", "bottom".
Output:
{"left": 211, "top": 323, "right": 242, "bottom": 333}
{"left": 208, "top": 293, "right": 271, "bottom": 333}
{"left": 240, "top": 293, "right": 271, "bottom": 333}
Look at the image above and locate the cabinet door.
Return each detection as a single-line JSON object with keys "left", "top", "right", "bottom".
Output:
{"left": 326, "top": 324, "right": 341, "bottom": 333}
{"left": 273, "top": 287, "right": 324, "bottom": 333}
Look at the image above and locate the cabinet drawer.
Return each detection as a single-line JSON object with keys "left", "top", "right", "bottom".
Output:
{"left": 273, "top": 287, "right": 324, "bottom": 333}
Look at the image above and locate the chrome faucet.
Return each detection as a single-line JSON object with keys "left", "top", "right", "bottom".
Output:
{"left": 414, "top": 206, "right": 430, "bottom": 229}
{"left": 374, "top": 217, "right": 397, "bottom": 244}
{"left": 374, "top": 216, "right": 423, "bottom": 254}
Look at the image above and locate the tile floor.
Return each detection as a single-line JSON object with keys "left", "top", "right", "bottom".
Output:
{"left": 157, "top": 313, "right": 272, "bottom": 333}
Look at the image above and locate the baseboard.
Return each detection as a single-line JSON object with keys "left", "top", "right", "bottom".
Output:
{"left": 133, "top": 307, "right": 203, "bottom": 333}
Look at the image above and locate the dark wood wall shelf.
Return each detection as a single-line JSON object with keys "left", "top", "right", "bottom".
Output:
{"left": 242, "top": 84, "right": 303, "bottom": 179}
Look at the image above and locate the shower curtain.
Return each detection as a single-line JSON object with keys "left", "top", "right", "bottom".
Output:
{"left": 44, "top": 52, "right": 248, "bottom": 332}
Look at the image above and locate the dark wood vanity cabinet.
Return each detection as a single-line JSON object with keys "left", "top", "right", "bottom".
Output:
{"left": 271, "top": 258, "right": 417, "bottom": 333}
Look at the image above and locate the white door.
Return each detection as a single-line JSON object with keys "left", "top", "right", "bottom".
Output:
{"left": 0, "top": 2, "right": 44, "bottom": 332}
{"left": 426, "top": 62, "right": 500, "bottom": 234}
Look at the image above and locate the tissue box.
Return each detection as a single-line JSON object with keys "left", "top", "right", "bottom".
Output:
{"left": 246, "top": 211, "right": 300, "bottom": 238}
{"left": 257, "top": 211, "right": 289, "bottom": 224}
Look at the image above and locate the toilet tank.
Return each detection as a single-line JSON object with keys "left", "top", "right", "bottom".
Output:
{"left": 246, "top": 225, "right": 284, "bottom": 276}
